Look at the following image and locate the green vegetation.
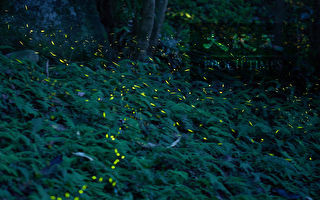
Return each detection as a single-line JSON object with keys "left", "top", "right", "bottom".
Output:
{"left": 1, "top": 49, "right": 319, "bottom": 199}
{"left": 1, "top": 0, "right": 320, "bottom": 199}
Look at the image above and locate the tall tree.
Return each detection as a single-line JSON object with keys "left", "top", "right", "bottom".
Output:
{"left": 312, "top": 0, "right": 320, "bottom": 74}
{"left": 273, "top": 0, "right": 286, "bottom": 45}
{"left": 96, "top": 0, "right": 168, "bottom": 60}
{"left": 149, "top": 0, "right": 169, "bottom": 50}
{"left": 136, "top": 0, "right": 155, "bottom": 60}
{"left": 136, "top": 0, "right": 168, "bottom": 60}
{"left": 96, "top": 0, "right": 115, "bottom": 33}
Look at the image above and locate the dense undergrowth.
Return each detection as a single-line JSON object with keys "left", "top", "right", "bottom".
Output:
{"left": 0, "top": 51, "right": 320, "bottom": 200}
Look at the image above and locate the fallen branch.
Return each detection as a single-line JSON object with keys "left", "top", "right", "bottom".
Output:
{"left": 46, "top": 59, "right": 49, "bottom": 78}
{"left": 72, "top": 152, "right": 94, "bottom": 161}
{"left": 167, "top": 136, "right": 181, "bottom": 148}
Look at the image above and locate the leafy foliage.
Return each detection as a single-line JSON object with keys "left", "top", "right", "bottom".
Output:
{"left": 0, "top": 0, "right": 320, "bottom": 199}
{"left": 1, "top": 47, "right": 319, "bottom": 199}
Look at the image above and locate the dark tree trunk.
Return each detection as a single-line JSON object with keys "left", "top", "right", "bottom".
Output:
{"left": 136, "top": 0, "right": 155, "bottom": 60}
{"left": 273, "top": 0, "right": 286, "bottom": 46}
{"left": 312, "top": 0, "right": 320, "bottom": 75}
{"left": 96, "top": 0, "right": 115, "bottom": 33}
{"left": 149, "top": 0, "right": 168, "bottom": 50}
{"left": 96, "top": 0, "right": 167, "bottom": 61}
{"left": 95, "top": 0, "right": 118, "bottom": 59}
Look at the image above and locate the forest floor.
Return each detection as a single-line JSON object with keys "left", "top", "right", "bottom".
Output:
{"left": 1, "top": 53, "right": 320, "bottom": 200}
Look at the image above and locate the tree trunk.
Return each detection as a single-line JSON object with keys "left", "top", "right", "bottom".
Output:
{"left": 273, "top": 0, "right": 286, "bottom": 45}
{"left": 95, "top": 0, "right": 118, "bottom": 59}
{"left": 312, "top": 0, "right": 320, "bottom": 74}
{"left": 136, "top": 0, "right": 155, "bottom": 60}
{"left": 149, "top": 0, "right": 168, "bottom": 50}
{"left": 96, "top": 0, "right": 115, "bottom": 33}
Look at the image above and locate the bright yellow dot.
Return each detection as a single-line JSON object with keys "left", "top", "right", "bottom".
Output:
{"left": 112, "top": 61, "right": 120, "bottom": 66}
{"left": 105, "top": 134, "right": 109, "bottom": 138}
{"left": 109, "top": 178, "right": 113, "bottom": 183}
{"left": 187, "top": 129, "right": 193, "bottom": 133}
{"left": 79, "top": 190, "right": 83, "bottom": 194}
{"left": 92, "top": 176, "right": 97, "bottom": 180}
{"left": 219, "top": 120, "right": 223, "bottom": 123}
{"left": 99, "top": 177, "right": 103, "bottom": 182}
{"left": 74, "top": 197, "right": 79, "bottom": 200}
{"left": 121, "top": 155, "right": 125, "bottom": 159}
{"left": 50, "top": 196, "right": 56, "bottom": 200}
{"left": 112, "top": 182, "right": 116, "bottom": 187}
{"left": 309, "top": 157, "right": 312, "bottom": 160}
{"left": 111, "top": 165, "right": 115, "bottom": 169}
{"left": 82, "top": 185, "right": 87, "bottom": 190}
{"left": 116, "top": 153, "right": 120, "bottom": 156}
{"left": 50, "top": 52, "right": 56, "bottom": 57}
{"left": 203, "top": 137, "right": 207, "bottom": 140}
{"left": 65, "top": 193, "right": 70, "bottom": 198}
{"left": 57, "top": 197, "right": 62, "bottom": 200}
{"left": 103, "top": 112, "right": 106, "bottom": 118}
